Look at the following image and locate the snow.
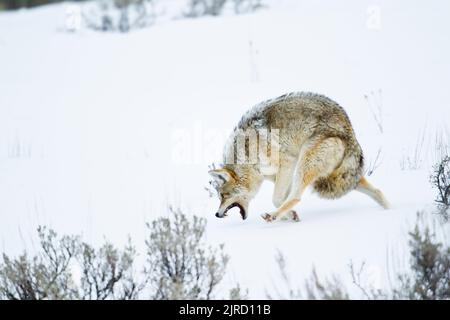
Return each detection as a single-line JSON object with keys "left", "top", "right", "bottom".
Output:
{"left": 1, "top": 0, "right": 450, "bottom": 298}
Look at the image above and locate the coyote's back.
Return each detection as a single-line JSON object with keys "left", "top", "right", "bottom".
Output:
{"left": 232, "top": 92, "right": 364, "bottom": 199}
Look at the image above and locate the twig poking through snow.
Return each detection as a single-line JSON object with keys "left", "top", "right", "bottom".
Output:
{"left": 400, "top": 125, "right": 427, "bottom": 171}
{"left": 364, "top": 90, "right": 383, "bottom": 134}
{"left": 365, "top": 147, "right": 382, "bottom": 176}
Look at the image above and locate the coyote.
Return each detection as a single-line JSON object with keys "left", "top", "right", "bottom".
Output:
{"left": 209, "top": 92, "right": 389, "bottom": 222}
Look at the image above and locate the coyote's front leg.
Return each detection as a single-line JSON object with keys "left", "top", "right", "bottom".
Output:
{"left": 262, "top": 159, "right": 299, "bottom": 222}
{"left": 271, "top": 159, "right": 295, "bottom": 207}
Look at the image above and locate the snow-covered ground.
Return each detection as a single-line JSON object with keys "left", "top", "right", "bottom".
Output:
{"left": 1, "top": 0, "right": 450, "bottom": 298}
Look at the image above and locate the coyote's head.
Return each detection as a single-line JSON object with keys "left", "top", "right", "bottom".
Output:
{"left": 209, "top": 167, "right": 262, "bottom": 220}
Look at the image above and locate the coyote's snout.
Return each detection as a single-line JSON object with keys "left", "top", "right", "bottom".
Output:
{"left": 209, "top": 92, "right": 390, "bottom": 222}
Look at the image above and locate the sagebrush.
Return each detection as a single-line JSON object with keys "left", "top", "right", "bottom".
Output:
{"left": 271, "top": 213, "right": 450, "bottom": 300}
{"left": 0, "top": 209, "right": 230, "bottom": 300}
{"left": 145, "top": 207, "right": 229, "bottom": 299}
{"left": 430, "top": 156, "right": 450, "bottom": 220}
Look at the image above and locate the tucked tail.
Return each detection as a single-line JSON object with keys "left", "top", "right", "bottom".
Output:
{"left": 356, "top": 176, "right": 390, "bottom": 209}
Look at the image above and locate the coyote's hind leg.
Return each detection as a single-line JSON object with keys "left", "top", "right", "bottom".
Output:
{"left": 279, "top": 210, "right": 300, "bottom": 222}
{"left": 262, "top": 137, "right": 346, "bottom": 222}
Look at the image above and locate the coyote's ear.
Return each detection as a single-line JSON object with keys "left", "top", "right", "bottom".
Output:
{"left": 208, "top": 168, "right": 234, "bottom": 185}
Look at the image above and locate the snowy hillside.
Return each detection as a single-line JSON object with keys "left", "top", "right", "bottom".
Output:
{"left": 1, "top": 0, "right": 450, "bottom": 298}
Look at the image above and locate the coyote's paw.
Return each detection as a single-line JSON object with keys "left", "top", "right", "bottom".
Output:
{"left": 261, "top": 213, "right": 275, "bottom": 222}
{"left": 279, "top": 210, "right": 300, "bottom": 222}
{"left": 291, "top": 210, "right": 300, "bottom": 222}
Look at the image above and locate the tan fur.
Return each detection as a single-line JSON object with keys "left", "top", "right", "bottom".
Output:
{"left": 209, "top": 92, "right": 389, "bottom": 221}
